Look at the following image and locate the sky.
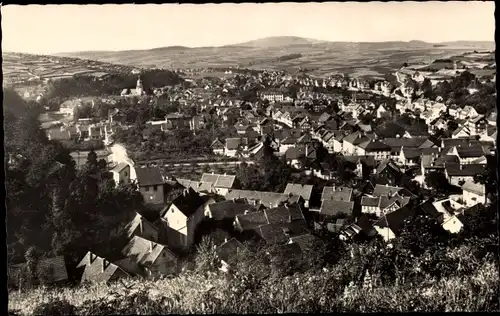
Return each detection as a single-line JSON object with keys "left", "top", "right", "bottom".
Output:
{"left": 1, "top": 2, "right": 495, "bottom": 54}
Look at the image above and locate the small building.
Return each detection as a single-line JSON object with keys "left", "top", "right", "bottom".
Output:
{"left": 283, "top": 183, "right": 313, "bottom": 208}
{"left": 135, "top": 167, "right": 165, "bottom": 205}
{"left": 77, "top": 252, "right": 129, "bottom": 283}
{"left": 111, "top": 162, "right": 131, "bottom": 186}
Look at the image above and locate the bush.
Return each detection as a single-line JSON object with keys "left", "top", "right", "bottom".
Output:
{"left": 32, "top": 300, "right": 76, "bottom": 316}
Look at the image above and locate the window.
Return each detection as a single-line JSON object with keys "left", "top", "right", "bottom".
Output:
{"left": 145, "top": 186, "right": 150, "bottom": 191}
{"left": 124, "top": 172, "right": 128, "bottom": 177}
{"left": 153, "top": 185, "right": 158, "bottom": 191}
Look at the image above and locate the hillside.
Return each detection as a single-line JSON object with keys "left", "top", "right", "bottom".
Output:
{"left": 52, "top": 37, "right": 495, "bottom": 78}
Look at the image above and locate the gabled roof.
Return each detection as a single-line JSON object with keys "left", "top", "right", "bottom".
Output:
{"left": 321, "top": 186, "right": 353, "bottom": 201}
{"left": 127, "top": 212, "right": 159, "bottom": 239}
{"left": 358, "top": 140, "right": 391, "bottom": 152}
{"left": 285, "top": 145, "right": 316, "bottom": 160}
{"left": 122, "top": 236, "right": 177, "bottom": 267}
{"left": 135, "top": 167, "right": 164, "bottom": 186}
{"left": 461, "top": 181, "right": 486, "bottom": 196}
{"left": 373, "top": 204, "right": 415, "bottom": 235}
{"left": 201, "top": 173, "right": 236, "bottom": 189}
{"left": 456, "top": 146, "right": 486, "bottom": 158}
{"left": 264, "top": 204, "right": 304, "bottom": 225}
{"left": 445, "top": 163, "right": 485, "bottom": 177}
{"left": 257, "top": 223, "right": 290, "bottom": 244}
{"left": 169, "top": 188, "right": 206, "bottom": 218}
{"left": 235, "top": 211, "right": 268, "bottom": 231}
{"left": 289, "top": 234, "right": 322, "bottom": 252}
{"left": 210, "top": 138, "right": 225, "bottom": 149}
{"left": 209, "top": 199, "right": 255, "bottom": 220}
{"left": 77, "top": 252, "right": 129, "bottom": 283}
{"left": 216, "top": 238, "right": 244, "bottom": 264}
{"left": 320, "top": 200, "right": 354, "bottom": 217}
{"left": 225, "top": 137, "right": 248, "bottom": 150}
{"left": 225, "top": 189, "right": 300, "bottom": 208}
{"left": 284, "top": 183, "right": 313, "bottom": 201}
{"left": 372, "top": 184, "right": 404, "bottom": 197}
{"left": 112, "top": 162, "right": 130, "bottom": 173}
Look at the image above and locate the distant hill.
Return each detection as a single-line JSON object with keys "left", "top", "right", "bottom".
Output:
{"left": 48, "top": 36, "right": 495, "bottom": 77}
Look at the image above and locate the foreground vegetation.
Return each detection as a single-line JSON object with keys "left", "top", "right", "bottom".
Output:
{"left": 9, "top": 236, "right": 500, "bottom": 314}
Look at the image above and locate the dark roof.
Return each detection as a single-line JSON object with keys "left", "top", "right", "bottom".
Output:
{"left": 321, "top": 186, "right": 353, "bottom": 201}
{"left": 343, "top": 155, "right": 377, "bottom": 167}
{"left": 216, "top": 238, "right": 244, "bottom": 264}
{"left": 320, "top": 200, "right": 354, "bottom": 217}
{"left": 289, "top": 234, "right": 322, "bottom": 252}
{"left": 372, "top": 184, "right": 404, "bottom": 197}
{"left": 358, "top": 140, "right": 391, "bottom": 152}
{"left": 456, "top": 146, "right": 486, "bottom": 158}
{"left": 264, "top": 204, "right": 304, "bottom": 225}
{"left": 284, "top": 183, "right": 313, "bottom": 201}
{"left": 257, "top": 223, "right": 290, "bottom": 244}
{"left": 445, "top": 163, "right": 485, "bottom": 177}
{"left": 285, "top": 145, "right": 316, "bottom": 160}
{"left": 235, "top": 211, "right": 268, "bottom": 231}
{"left": 374, "top": 204, "right": 415, "bottom": 235}
{"left": 170, "top": 188, "right": 206, "bottom": 217}
{"left": 135, "top": 167, "right": 164, "bottom": 186}
{"left": 441, "top": 138, "right": 481, "bottom": 149}
{"left": 208, "top": 199, "right": 255, "bottom": 220}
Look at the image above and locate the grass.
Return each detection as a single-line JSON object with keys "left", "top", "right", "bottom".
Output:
{"left": 9, "top": 259, "right": 499, "bottom": 315}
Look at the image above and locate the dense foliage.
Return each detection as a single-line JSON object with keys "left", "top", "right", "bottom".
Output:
{"left": 5, "top": 89, "right": 147, "bottom": 282}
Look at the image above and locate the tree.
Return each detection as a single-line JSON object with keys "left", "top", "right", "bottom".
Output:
{"left": 24, "top": 246, "right": 40, "bottom": 286}
{"left": 425, "top": 171, "right": 450, "bottom": 194}
{"left": 86, "top": 149, "right": 98, "bottom": 170}
{"left": 195, "top": 236, "right": 220, "bottom": 275}
{"left": 421, "top": 78, "right": 433, "bottom": 98}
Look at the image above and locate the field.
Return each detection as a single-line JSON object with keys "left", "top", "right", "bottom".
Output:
{"left": 2, "top": 52, "right": 137, "bottom": 88}
{"left": 54, "top": 38, "right": 495, "bottom": 78}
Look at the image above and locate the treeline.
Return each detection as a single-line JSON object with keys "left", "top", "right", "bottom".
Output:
{"left": 5, "top": 89, "right": 147, "bottom": 282}
{"left": 277, "top": 53, "right": 303, "bottom": 62}
{"left": 44, "top": 69, "right": 184, "bottom": 99}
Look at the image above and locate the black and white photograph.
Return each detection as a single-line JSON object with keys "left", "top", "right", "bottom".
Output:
{"left": 3, "top": 2, "right": 498, "bottom": 314}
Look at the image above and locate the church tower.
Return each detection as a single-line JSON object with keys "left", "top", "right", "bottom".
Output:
{"left": 136, "top": 76, "right": 144, "bottom": 95}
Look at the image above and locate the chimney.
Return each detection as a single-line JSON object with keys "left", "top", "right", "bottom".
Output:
{"left": 244, "top": 210, "right": 249, "bottom": 215}
{"left": 150, "top": 241, "right": 154, "bottom": 252}
{"left": 224, "top": 237, "right": 228, "bottom": 243}
{"left": 460, "top": 164, "right": 464, "bottom": 170}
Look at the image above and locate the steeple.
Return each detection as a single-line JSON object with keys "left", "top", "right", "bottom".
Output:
{"left": 136, "top": 75, "right": 144, "bottom": 95}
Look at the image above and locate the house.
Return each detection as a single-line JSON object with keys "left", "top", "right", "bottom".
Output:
{"left": 342, "top": 131, "right": 369, "bottom": 155}
{"left": 224, "top": 137, "right": 248, "bottom": 157}
{"left": 126, "top": 212, "right": 159, "bottom": 242}
{"left": 356, "top": 140, "right": 391, "bottom": 160}
{"left": 111, "top": 163, "right": 131, "bottom": 186}
{"left": 283, "top": 183, "right": 313, "bottom": 208}
{"left": 206, "top": 199, "right": 256, "bottom": 221}
{"left": 9, "top": 256, "right": 68, "bottom": 286}
{"left": 339, "top": 216, "right": 377, "bottom": 241}
{"left": 318, "top": 200, "right": 355, "bottom": 218}
{"left": 376, "top": 104, "right": 388, "bottom": 119}
{"left": 119, "top": 236, "right": 178, "bottom": 278}
{"left": 321, "top": 186, "right": 353, "bottom": 202}
{"left": 447, "top": 145, "right": 487, "bottom": 165}
{"left": 372, "top": 205, "right": 415, "bottom": 241}
{"left": 261, "top": 91, "right": 284, "bottom": 103}
{"left": 458, "top": 105, "right": 479, "bottom": 120}
{"left": 444, "top": 163, "right": 485, "bottom": 186}
{"left": 467, "top": 115, "right": 488, "bottom": 136}
{"left": 135, "top": 167, "right": 165, "bottom": 205}
{"left": 398, "top": 147, "right": 423, "bottom": 167}
{"left": 77, "top": 252, "right": 129, "bottom": 283}
{"left": 461, "top": 181, "right": 488, "bottom": 207}
{"left": 225, "top": 189, "right": 302, "bottom": 208}
{"left": 360, "top": 194, "right": 410, "bottom": 217}
{"left": 216, "top": 238, "right": 244, "bottom": 272}
{"left": 419, "top": 199, "right": 463, "bottom": 234}
{"left": 343, "top": 155, "right": 377, "bottom": 178}
{"left": 451, "top": 125, "right": 472, "bottom": 139}
{"left": 312, "top": 162, "right": 335, "bottom": 180}
{"left": 372, "top": 184, "right": 414, "bottom": 198}
{"left": 284, "top": 145, "right": 317, "bottom": 169}
{"left": 233, "top": 210, "right": 268, "bottom": 232}
{"left": 160, "top": 188, "right": 213, "bottom": 249}
{"left": 288, "top": 234, "right": 322, "bottom": 253}
{"left": 200, "top": 173, "right": 236, "bottom": 196}
{"left": 375, "top": 160, "right": 403, "bottom": 186}
{"left": 210, "top": 138, "right": 225, "bottom": 155}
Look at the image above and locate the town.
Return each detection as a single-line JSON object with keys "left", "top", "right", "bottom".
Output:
{"left": 5, "top": 3, "right": 497, "bottom": 315}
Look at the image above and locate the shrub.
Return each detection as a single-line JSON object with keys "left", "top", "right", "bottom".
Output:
{"left": 32, "top": 300, "right": 76, "bottom": 316}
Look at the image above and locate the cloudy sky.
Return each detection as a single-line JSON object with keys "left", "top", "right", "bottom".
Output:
{"left": 2, "top": 2, "right": 495, "bottom": 54}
